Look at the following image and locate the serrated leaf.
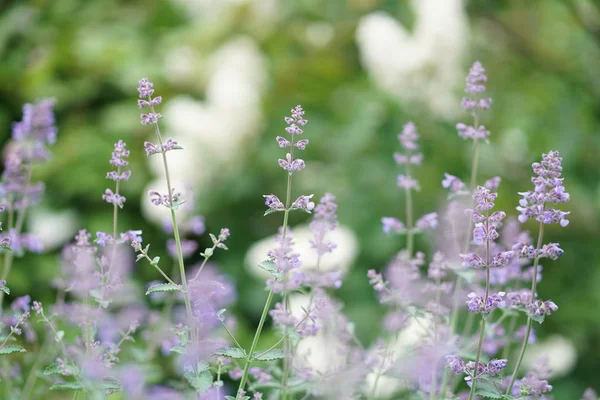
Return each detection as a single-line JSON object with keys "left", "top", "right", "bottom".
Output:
{"left": 184, "top": 368, "right": 212, "bottom": 394}
{"left": 528, "top": 313, "right": 545, "bottom": 324}
{"left": 287, "top": 206, "right": 312, "bottom": 214}
{"left": 169, "top": 346, "right": 187, "bottom": 355}
{"left": 102, "top": 378, "right": 122, "bottom": 394}
{"left": 145, "top": 283, "right": 181, "bottom": 295}
{"left": 50, "top": 382, "right": 83, "bottom": 391}
{"left": 253, "top": 348, "right": 285, "bottom": 361}
{"left": 474, "top": 379, "right": 503, "bottom": 399}
{"left": 258, "top": 260, "right": 282, "bottom": 281}
{"left": 43, "top": 362, "right": 79, "bottom": 377}
{"left": 264, "top": 208, "right": 285, "bottom": 216}
{"left": 452, "top": 267, "right": 477, "bottom": 284}
{"left": 0, "top": 344, "right": 26, "bottom": 355}
{"left": 213, "top": 347, "right": 247, "bottom": 359}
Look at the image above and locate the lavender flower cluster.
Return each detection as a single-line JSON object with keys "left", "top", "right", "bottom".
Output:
{"left": 0, "top": 63, "right": 591, "bottom": 400}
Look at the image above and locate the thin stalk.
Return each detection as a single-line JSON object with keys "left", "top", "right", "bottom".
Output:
{"left": 441, "top": 139, "right": 481, "bottom": 398}
{"left": 148, "top": 102, "right": 194, "bottom": 342}
{"left": 113, "top": 166, "right": 121, "bottom": 238}
{"left": 237, "top": 169, "right": 294, "bottom": 398}
{"left": 468, "top": 318, "right": 487, "bottom": 400}
{"left": 0, "top": 165, "right": 33, "bottom": 312}
{"left": 21, "top": 331, "right": 53, "bottom": 398}
{"left": 405, "top": 152, "right": 414, "bottom": 257}
{"left": 236, "top": 289, "right": 275, "bottom": 397}
{"left": 506, "top": 221, "right": 544, "bottom": 394}
{"left": 429, "top": 277, "right": 443, "bottom": 400}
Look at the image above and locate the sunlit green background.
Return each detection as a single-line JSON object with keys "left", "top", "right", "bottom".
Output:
{"left": 1, "top": 0, "right": 599, "bottom": 397}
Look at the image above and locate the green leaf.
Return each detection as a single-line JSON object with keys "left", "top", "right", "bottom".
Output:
{"left": 50, "top": 382, "right": 84, "bottom": 391}
{"left": 451, "top": 267, "right": 477, "bottom": 284}
{"left": 43, "top": 362, "right": 79, "bottom": 376}
{"left": 184, "top": 368, "right": 212, "bottom": 394}
{"left": 0, "top": 344, "right": 26, "bottom": 355}
{"left": 528, "top": 312, "right": 545, "bottom": 324}
{"left": 0, "top": 285, "right": 9, "bottom": 295}
{"left": 170, "top": 346, "right": 187, "bottom": 355}
{"left": 216, "top": 309, "right": 226, "bottom": 322}
{"left": 102, "top": 378, "right": 122, "bottom": 394}
{"left": 213, "top": 347, "right": 247, "bottom": 359}
{"left": 253, "top": 348, "right": 285, "bottom": 361}
{"left": 151, "top": 256, "right": 160, "bottom": 266}
{"left": 287, "top": 206, "right": 312, "bottom": 214}
{"left": 209, "top": 233, "right": 218, "bottom": 244}
{"left": 145, "top": 283, "right": 181, "bottom": 295}
{"left": 264, "top": 208, "right": 284, "bottom": 216}
{"left": 474, "top": 379, "right": 503, "bottom": 399}
{"left": 258, "top": 260, "right": 282, "bottom": 281}
{"left": 225, "top": 397, "right": 250, "bottom": 400}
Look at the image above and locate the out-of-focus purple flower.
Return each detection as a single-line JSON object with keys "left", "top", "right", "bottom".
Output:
{"left": 446, "top": 355, "right": 466, "bottom": 374}
{"left": 456, "top": 123, "right": 490, "bottom": 140}
{"left": 278, "top": 153, "right": 305, "bottom": 172}
{"left": 459, "top": 252, "right": 485, "bottom": 269}
{"left": 484, "top": 176, "right": 501, "bottom": 191}
{"left": 367, "top": 269, "right": 386, "bottom": 292}
{"left": 486, "top": 359, "right": 507, "bottom": 376}
{"left": 218, "top": 228, "right": 230, "bottom": 242}
{"left": 381, "top": 217, "right": 404, "bottom": 234}
{"left": 397, "top": 174, "right": 418, "bottom": 190}
{"left": 167, "top": 239, "right": 198, "bottom": 259}
{"left": 263, "top": 194, "right": 284, "bottom": 213}
{"left": 11, "top": 99, "right": 58, "bottom": 162}
{"left": 310, "top": 193, "right": 338, "bottom": 257}
{"left": 583, "top": 388, "right": 598, "bottom": 400}
{"left": 466, "top": 292, "right": 506, "bottom": 314}
{"left": 442, "top": 173, "right": 466, "bottom": 193}
{"left": 144, "top": 138, "right": 181, "bottom": 156}
{"left": 95, "top": 232, "right": 114, "bottom": 247}
{"left": 102, "top": 188, "right": 126, "bottom": 207}
{"left": 416, "top": 212, "right": 438, "bottom": 230}
{"left": 527, "top": 299, "right": 558, "bottom": 316}
{"left": 291, "top": 194, "right": 315, "bottom": 212}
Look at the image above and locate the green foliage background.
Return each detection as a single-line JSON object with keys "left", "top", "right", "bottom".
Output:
{"left": 0, "top": 0, "right": 599, "bottom": 397}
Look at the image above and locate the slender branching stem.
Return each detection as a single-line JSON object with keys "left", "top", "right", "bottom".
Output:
{"left": 148, "top": 102, "right": 195, "bottom": 343}
{"left": 468, "top": 213, "right": 491, "bottom": 400}
{"left": 506, "top": 220, "right": 545, "bottom": 394}
{"left": 0, "top": 165, "right": 33, "bottom": 313}
{"left": 237, "top": 168, "right": 294, "bottom": 398}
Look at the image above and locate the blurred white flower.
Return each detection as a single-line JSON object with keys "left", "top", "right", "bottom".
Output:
{"left": 305, "top": 22, "right": 335, "bottom": 48}
{"left": 356, "top": 0, "right": 468, "bottom": 118}
{"left": 145, "top": 36, "right": 268, "bottom": 222}
{"left": 244, "top": 224, "right": 359, "bottom": 279}
{"left": 164, "top": 46, "right": 202, "bottom": 85}
{"left": 28, "top": 208, "right": 78, "bottom": 251}
{"left": 523, "top": 334, "right": 577, "bottom": 378}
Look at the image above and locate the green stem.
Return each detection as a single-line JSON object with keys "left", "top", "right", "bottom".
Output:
{"left": 405, "top": 152, "right": 414, "bottom": 257}
{"left": 506, "top": 221, "right": 544, "bottom": 395}
{"left": 149, "top": 102, "right": 195, "bottom": 343}
{"left": 0, "top": 165, "right": 33, "bottom": 313}
{"left": 441, "top": 139, "right": 481, "bottom": 398}
{"left": 236, "top": 289, "right": 275, "bottom": 397}
{"left": 237, "top": 168, "right": 294, "bottom": 398}
{"left": 113, "top": 166, "right": 121, "bottom": 239}
{"left": 468, "top": 318, "right": 487, "bottom": 400}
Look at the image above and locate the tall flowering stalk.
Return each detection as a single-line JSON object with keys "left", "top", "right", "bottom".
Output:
{"left": 375, "top": 122, "right": 437, "bottom": 398}
{"left": 382, "top": 122, "right": 437, "bottom": 256}
{"left": 236, "top": 105, "right": 312, "bottom": 398}
{"left": 505, "top": 150, "right": 569, "bottom": 394}
{"left": 136, "top": 78, "right": 195, "bottom": 339}
{"left": 440, "top": 61, "right": 493, "bottom": 397}
{"left": 0, "top": 99, "right": 56, "bottom": 312}
{"left": 460, "top": 186, "right": 514, "bottom": 399}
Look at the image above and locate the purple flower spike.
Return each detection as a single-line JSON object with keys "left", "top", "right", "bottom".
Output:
{"left": 381, "top": 217, "right": 404, "bottom": 234}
